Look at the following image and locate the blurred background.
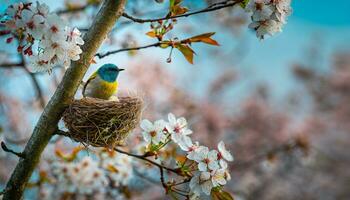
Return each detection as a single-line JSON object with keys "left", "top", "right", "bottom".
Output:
{"left": 1, "top": 0, "right": 350, "bottom": 199}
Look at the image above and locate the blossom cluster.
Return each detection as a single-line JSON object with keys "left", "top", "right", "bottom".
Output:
{"left": 100, "top": 150, "right": 134, "bottom": 187}
{"left": 3, "top": 2, "right": 84, "bottom": 72}
{"left": 246, "top": 0, "right": 292, "bottom": 39}
{"left": 140, "top": 113, "right": 234, "bottom": 197}
{"left": 52, "top": 156, "right": 108, "bottom": 195}
{"left": 50, "top": 148, "right": 134, "bottom": 198}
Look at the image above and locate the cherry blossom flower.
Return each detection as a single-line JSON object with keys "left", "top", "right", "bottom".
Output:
{"left": 166, "top": 113, "right": 193, "bottom": 145}
{"left": 192, "top": 146, "right": 220, "bottom": 171}
{"left": 3, "top": 2, "right": 84, "bottom": 72}
{"left": 189, "top": 171, "right": 213, "bottom": 196}
{"left": 178, "top": 136, "right": 201, "bottom": 159}
{"left": 141, "top": 119, "right": 167, "bottom": 145}
{"left": 211, "top": 168, "right": 228, "bottom": 187}
{"left": 52, "top": 156, "right": 108, "bottom": 195}
{"left": 217, "top": 141, "right": 234, "bottom": 168}
{"left": 246, "top": 0, "right": 292, "bottom": 39}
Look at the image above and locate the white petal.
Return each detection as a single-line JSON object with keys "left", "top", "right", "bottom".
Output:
{"left": 183, "top": 128, "right": 193, "bottom": 136}
{"left": 140, "top": 119, "right": 153, "bottom": 131}
{"left": 208, "top": 150, "right": 218, "bottom": 161}
{"left": 198, "top": 162, "right": 207, "bottom": 172}
{"left": 201, "top": 180, "right": 213, "bottom": 195}
{"left": 168, "top": 113, "right": 176, "bottom": 125}
{"left": 177, "top": 117, "right": 187, "bottom": 127}
{"left": 200, "top": 171, "right": 211, "bottom": 180}
{"left": 142, "top": 132, "right": 151, "bottom": 143}
{"left": 218, "top": 141, "right": 234, "bottom": 161}
{"left": 219, "top": 160, "right": 228, "bottom": 169}
{"left": 208, "top": 160, "right": 219, "bottom": 171}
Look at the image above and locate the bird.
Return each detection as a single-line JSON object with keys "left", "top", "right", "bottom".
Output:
{"left": 82, "top": 63, "right": 124, "bottom": 100}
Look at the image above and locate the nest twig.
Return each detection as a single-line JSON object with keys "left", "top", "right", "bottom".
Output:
{"left": 62, "top": 97, "right": 143, "bottom": 148}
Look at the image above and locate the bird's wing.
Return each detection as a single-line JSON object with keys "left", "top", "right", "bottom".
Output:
{"left": 82, "top": 72, "right": 98, "bottom": 97}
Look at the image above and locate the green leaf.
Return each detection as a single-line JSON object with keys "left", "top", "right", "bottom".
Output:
{"left": 176, "top": 44, "right": 195, "bottom": 64}
{"left": 169, "top": 0, "right": 176, "bottom": 8}
{"left": 240, "top": 0, "right": 250, "bottom": 8}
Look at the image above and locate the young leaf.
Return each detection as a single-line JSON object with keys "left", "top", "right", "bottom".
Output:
{"left": 211, "top": 189, "right": 235, "bottom": 200}
{"left": 171, "top": 5, "right": 189, "bottom": 16}
{"left": 176, "top": 44, "right": 195, "bottom": 64}
{"left": 240, "top": 0, "right": 250, "bottom": 8}
{"left": 146, "top": 30, "right": 157, "bottom": 38}
{"left": 188, "top": 32, "right": 219, "bottom": 46}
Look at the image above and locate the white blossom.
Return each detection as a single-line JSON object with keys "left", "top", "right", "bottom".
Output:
{"left": 189, "top": 171, "right": 213, "bottom": 196}
{"left": 3, "top": 2, "right": 84, "bottom": 72}
{"left": 166, "top": 113, "right": 193, "bottom": 145}
{"left": 211, "top": 168, "right": 228, "bottom": 187}
{"left": 52, "top": 156, "right": 108, "bottom": 195}
{"left": 217, "top": 141, "right": 234, "bottom": 168}
{"left": 246, "top": 0, "right": 292, "bottom": 39}
{"left": 141, "top": 119, "right": 167, "bottom": 145}
{"left": 191, "top": 146, "right": 220, "bottom": 171}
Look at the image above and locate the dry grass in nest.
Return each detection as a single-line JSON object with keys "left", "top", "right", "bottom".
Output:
{"left": 62, "top": 96, "right": 143, "bottom": 148}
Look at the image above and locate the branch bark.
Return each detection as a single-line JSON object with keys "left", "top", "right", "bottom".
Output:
{"left": 96, "top": 42, "right": 161, "bottom": 58}
{"left": 3, "top": 0, "right": 127, "bottom": 199}
{"left": 122, "top": 0, "right": 242, "bottom": 23}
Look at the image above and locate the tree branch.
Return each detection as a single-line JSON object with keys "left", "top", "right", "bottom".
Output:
{"left": 3, "top": 0, "right": 127, "bottom": 199}
{"left": 19, "top": 53, "right": 46, "bottom": 108}
{"left": 1, "top": 141, "right": 25, "bottom": 158}
{"left": 0, "top": 62, "right": 23, "bottom": 68}
{"left": 122, "top": 0, "right": 242, "bottom": 23}
{"left": 96, "top": 42, "right": 161, "bottom": 59}
{"left": 113, "top": 147, "right": 180, "bottom": 174}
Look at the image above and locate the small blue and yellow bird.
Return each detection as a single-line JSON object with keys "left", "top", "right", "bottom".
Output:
{"left": 82, "top": 64, "right": 124, "bottom": 100}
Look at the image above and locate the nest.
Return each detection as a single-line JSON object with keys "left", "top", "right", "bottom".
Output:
{"left": 62, "top": 97, "right": 143, "bottom": 148}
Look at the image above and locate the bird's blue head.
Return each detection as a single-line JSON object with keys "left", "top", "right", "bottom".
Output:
{"left": 97, "top": 64, "right": 124, "bottom": 82}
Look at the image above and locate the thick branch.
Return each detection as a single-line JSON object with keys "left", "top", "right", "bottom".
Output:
{"left": 3, "top": 0, "right": 126, "bottom": 199}
{"left": 122, "top": 0, "right": 242, "bottom": 23}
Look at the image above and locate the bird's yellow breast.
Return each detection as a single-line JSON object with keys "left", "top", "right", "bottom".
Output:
{"left": 84, "top": 75, "right": 119, "bottom": 100}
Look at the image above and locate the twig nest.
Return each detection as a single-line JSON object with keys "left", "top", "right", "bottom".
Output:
{"left": 62, "top": 96, "right": 143, "bottom": 148}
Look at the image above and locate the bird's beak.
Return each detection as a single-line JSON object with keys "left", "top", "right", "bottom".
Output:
{"left": 119, "top": 68, "right": 125, "bottom": 71}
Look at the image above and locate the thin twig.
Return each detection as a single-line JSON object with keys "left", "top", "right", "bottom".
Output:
{"left": 0, "top": 62, "right": 23, "bottom": 68}
{"left": 113, "top": 147, "right": 180, "bottom": 174}
{"left": 19, "top": 53, "right": 46, "bottom": 108}
{"left": 122, "top": 0, "right": 242, "bottom": 23}
{"left": 158, "top": 166, "right": 167, "bottom": 189}
{"left": 1, "top": 141, "right": 25, "bottom": 158}
{"left": 95, "top": 42, "right": 161, "bottom": 59}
